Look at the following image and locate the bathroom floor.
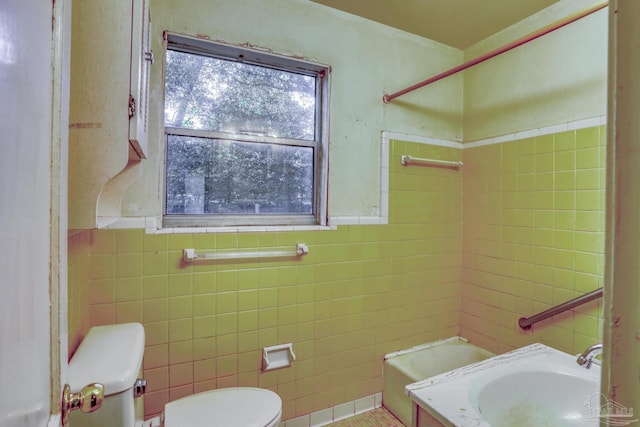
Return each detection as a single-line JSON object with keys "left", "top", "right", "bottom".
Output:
{"left": 326, "top": 407, "right": 404, "bottom": 427}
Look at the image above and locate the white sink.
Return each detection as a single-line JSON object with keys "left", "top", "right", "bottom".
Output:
{"left": 406, "top": 343, "right": 602, "bottom": 427}
{"left": 472, "top": 370, "right": 599, "bottom": 427}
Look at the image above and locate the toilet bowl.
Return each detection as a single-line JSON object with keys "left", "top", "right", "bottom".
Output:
{"left": 68, "top": 323, "right": 282, "bottom": 427}
{"left": 164, "top": 387, "right": 282, "bottom": 427}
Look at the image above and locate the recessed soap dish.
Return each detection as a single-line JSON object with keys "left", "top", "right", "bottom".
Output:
{"left": 262, "top": 343, "right": 296, "bottom": 371}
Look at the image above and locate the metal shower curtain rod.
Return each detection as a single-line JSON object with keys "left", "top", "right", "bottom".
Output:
{"left": 382, "top": 2, "right": 608, "bottom": 103}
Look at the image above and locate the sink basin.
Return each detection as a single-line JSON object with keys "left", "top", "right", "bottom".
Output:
{"left": 473, "top": 371, "right": 599, "bottom": 427}
{"left": 406, "top": 343, "right": 603, "bottom": 427}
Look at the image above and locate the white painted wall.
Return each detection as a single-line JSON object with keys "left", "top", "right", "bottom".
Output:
{"left": 463, "top": 0, "right": 608, "bottom": 141}
{"left": 117, "top": 0, "right": 610, "bottom": 220}
{"left": 0, "top": 1, "right": 57, "bottom": 426}
{"left": 120, "top": 0, "right": 463, "bottom": 219}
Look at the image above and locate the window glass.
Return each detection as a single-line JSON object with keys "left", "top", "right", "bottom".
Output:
{"left": 165, "top": 50, "right": 316, "bottom": 140}
{"left": 163, "top": 35, "right": 328, "bottom": 227}
{"left": 166, "top": 135, "right": 314, "bottom": 215}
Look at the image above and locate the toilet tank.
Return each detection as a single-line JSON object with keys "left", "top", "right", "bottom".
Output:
{"left": 68, "top": 323, "right": 145, "bottom": 427}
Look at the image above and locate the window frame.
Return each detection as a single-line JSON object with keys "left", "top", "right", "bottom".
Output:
{"left": 162, "top": 33, "right": 330, "bottom": 229}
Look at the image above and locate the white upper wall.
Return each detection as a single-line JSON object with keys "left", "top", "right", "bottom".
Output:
{"left": 122, "top": 0, "right": 463, "bottom": 219}
{"left": 463, "top": 0, "right": 608, "bottom": 141}
{"left": 120, "top": 0, "right": 608, "bottom": 219}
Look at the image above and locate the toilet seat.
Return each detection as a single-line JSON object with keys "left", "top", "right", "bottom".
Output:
{"left": 163, "top": 387, "right": 282, "bottom": 427}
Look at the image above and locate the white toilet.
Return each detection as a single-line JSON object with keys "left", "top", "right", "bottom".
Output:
{"left": 68, "top": 323, "right": 282, "bottom": 427}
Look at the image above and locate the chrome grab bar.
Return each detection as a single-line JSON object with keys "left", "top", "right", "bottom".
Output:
{"left": 518, "top": 287, "right": 603, "bottom": 330}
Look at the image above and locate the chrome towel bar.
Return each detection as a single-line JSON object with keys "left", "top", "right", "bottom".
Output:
{"left": 401, "top": 155, "right": 463, "bottom": 169}
{"left": 183, "top": 243, "right": 309, "bottom": 262}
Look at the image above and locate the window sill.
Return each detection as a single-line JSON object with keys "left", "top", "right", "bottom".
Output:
{"left": 154, "top": 224, "right": 336, "bottom": 234}
{"left": 101, "top": 215, "right": 388, "bottom": 233}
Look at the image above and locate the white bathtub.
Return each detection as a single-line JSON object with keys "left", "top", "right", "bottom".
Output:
{"left": 383, "top": 337, "right": 494, "bottom": 426}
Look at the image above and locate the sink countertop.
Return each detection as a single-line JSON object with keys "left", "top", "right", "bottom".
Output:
{"left": 405, "top": 343, "right": 599, "bottom": 427}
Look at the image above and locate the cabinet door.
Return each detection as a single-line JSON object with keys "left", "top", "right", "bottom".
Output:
{"left": 128, "top": 0, "right": 151, "bottom": 159}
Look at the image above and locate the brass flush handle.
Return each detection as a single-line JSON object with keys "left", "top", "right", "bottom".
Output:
{"left": 61, "top": 383, "right": 105, "bottom": 426}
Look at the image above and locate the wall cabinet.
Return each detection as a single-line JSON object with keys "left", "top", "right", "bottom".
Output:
{"left": 129, "top": 0, "right": 152, "bottom": 159}
{"left": 68, "top": 0, "right": 151, "bottom": 229}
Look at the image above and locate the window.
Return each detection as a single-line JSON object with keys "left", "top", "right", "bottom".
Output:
{"left": 163, "top": 34, "right": 329, "bottom": 227}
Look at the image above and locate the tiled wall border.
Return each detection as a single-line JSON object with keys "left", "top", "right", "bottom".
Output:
{"left": 373, "top": 131, "right": 464, "bottom": 227}
{"left": 280, "top": 392, "right": 383, "bottom": 427}
{"left": 371, "top": 114, "right": 607, "bottom": 226}
{"left": 105, "top": 115, "right": 606, "bottom": 232}
{"left": 464, "top": 115, "right": 607, "bottom": 148}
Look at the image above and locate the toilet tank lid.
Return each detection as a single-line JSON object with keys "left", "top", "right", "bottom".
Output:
{"left": 68, "top": 323, "right": 145, "bottom": 396}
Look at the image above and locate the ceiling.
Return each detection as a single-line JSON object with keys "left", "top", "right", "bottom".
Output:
{"left": 310, "top": 0, "right": 561, "bottom": 49}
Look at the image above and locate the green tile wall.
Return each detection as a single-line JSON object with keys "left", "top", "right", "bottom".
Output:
{"left": 68, "top": 141, "right": 464, "bottom": 420}
{"left": 461, "top": 126, "right": 606, "bottom": 354}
